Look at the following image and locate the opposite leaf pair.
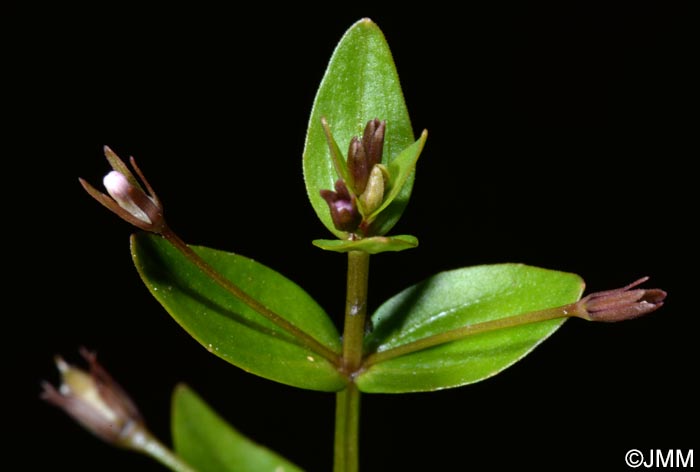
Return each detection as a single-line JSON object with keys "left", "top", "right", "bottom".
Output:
{"left": 49, "top": 17, "right": 667, "bottom": 472}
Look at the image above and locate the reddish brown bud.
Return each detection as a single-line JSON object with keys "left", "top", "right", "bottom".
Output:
{"left": 575, "top": 277, "right": 667, "bottom": 322}
{"left": 320, "top": 179, "right": 362, "bottom": 233}
{"left": 347, "top": 118, "right": 386, "bottom": 194}
{"left": 362, "top": 118, "right": 385, "bottom": 168}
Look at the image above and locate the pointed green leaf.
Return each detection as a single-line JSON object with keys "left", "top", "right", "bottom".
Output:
{"left": 131, "top": 233, "right": 346, "bottom": 392}
{"left": 357, "top": 264, "right": 584, "bottom": 393}
{"left": 321, "top": 117, "right": 350, "bottom": 188}
{"left": 312, "top": 235, "right": 418, "bottom": 254}
{"left": 172, "top": 384, "right": 304, "bottom": 472}
{"left": 303, "top": 18, "right": 417, "bottom": 237}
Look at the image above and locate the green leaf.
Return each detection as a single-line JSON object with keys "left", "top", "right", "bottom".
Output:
{"left": 131, "top": 233, "right": 346, "bottom": 392}
{"left": 312, "top": 235, "right": 418, "bottom": 254}
{"left": 357, "top": 264, "right": 584, "bottom": 393}
{"left": 303, "top": 18, "right": 417, "bottom": 238}
{"left": 172, "top": 384, "right": 304, "bottom": 472}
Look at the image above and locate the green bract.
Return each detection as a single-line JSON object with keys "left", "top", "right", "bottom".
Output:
{"left": 357, "top": 264, "right": 585, "bottom": 393}
{"left": 303, "top": 18, "right": 422, "bottom": 238}
{"left": 313, "top": 235, "right": 418, "bottom": 254}
{"left": 172, "top": 385, "right": 303, "bottom": 472}
{"left": 131, "top": 233, "right": 346, "bottom": 392}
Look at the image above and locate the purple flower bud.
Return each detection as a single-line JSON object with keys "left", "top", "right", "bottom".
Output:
{"left": 575, "top": 277, "right": 667, "bottom": 322}
{"left": 347, "top": 136, "right": 368, "bottom": 193}
{"left": 320, "top": 179, "right": 362, "bottom": 233}
{"left": 362, "top": 118, "right": 385, "bottom": 168}
{"left": 347, "top": 118, "right": 386, "bottom": 195}
{"left": 80, "top": 146, "right": 166, "bottom": 233}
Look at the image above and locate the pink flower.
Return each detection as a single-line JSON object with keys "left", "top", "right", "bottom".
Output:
{"left": 80, "top": 146, "right": 166, "bottom": 233}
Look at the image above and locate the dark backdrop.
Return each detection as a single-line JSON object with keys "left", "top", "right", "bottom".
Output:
{"left": 8, "top": 3, "right": 694, "bottom": 471}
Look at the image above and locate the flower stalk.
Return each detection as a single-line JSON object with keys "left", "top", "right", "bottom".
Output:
{"left": 80, "top": 147, "right": 340, "bottom": 366}
{"left": 41, "top": 348, "right": 196, "bottom": 472}
{"left": 160, "top": 227, "right": 341, "bottom": 365}
{"left": 363, "top": 278, "right": 666, "bottom": 369}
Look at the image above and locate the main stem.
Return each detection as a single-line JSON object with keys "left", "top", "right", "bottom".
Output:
{"left": 335, "top": 250, "right": 370, "bottom": 472}
{"left": 334, "top": 383, "right": 360, "bottom": 472}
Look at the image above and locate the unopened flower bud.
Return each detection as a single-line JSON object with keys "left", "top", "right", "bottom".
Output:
{"left": 362, "top": 118, "right": 385, "bottom": 168}
{"left": 320, "top": 179, "right": 361, "bottom": 233}
{"left": 103, "top": 171, "right": 156, "bottom": 225}
{"left": 347, "top": 118, "right": 386, "bottom": 195}
{"left": 41, "top": 348, "right": 145, "bottom": 448}
{"left": 359, "top": 164, "right": 386, "bottom": 215}
{"left": 574, "top": 277, "right": 667, "bottom": 322}
{"left": 80, "top": 146, "right": 166, "bottom": 233}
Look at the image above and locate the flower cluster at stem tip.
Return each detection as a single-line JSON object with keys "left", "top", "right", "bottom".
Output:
{"left": 320, "top": 118, "right": 389, "bottom": 237}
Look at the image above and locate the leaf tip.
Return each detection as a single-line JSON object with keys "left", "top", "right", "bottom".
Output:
{"left": 173, "top": 382, "right": 191, "bottom": 396}
{"left": 171, "top": 383, "right": 192, "bottom": 409}
{"left": 351, "top": 17, "right": 381, "bottom": 33}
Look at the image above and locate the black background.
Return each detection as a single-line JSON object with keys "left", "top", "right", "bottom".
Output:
{"left": 8, "top": 2, "right": 695, "bottom": 471}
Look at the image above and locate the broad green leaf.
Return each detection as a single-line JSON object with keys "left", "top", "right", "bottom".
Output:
{"left": 312, "top": 235, "right": 418, "bottom": 254}
{"left": 172, "top": 384, "right": 304, "bottom": 472}
{"left": 357, "top": 264, "right": 584, "bottom": 393}
{"left": 131, "top": 233, "right": 346, "bottom": 392}
{"left": 303, "top": 18, "right": 417, "bottom": 238}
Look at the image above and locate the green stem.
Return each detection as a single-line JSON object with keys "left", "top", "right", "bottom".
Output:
{"left": 129, "top": 427, "right": 197, "bottom": 472}
{"left": 334, "top": 250, "right": 370, "bottom": 472}
{"left": 334, "top": 384, "right": 361, "bottom": 472}
{"left": 363, "top": 302, "right": 579, "bottom": 368}
{"left": 161, "top": 228, "right": 340, "bottom": 366}
{"left": 341, "top": 251, "right": 371, "bottom": 373}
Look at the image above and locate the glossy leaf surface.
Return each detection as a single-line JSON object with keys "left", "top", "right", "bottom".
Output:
{"left": 131, "top": 233, "right": 346, "bottom": 392}
{"left": 303, "top": 18, "right": 416, "bottom": 238}
{"left": 357, "top": 264, "right": 584, "bottom": 393}
{"left": 172, "top": 384, "right": 303, "bottom": 472}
